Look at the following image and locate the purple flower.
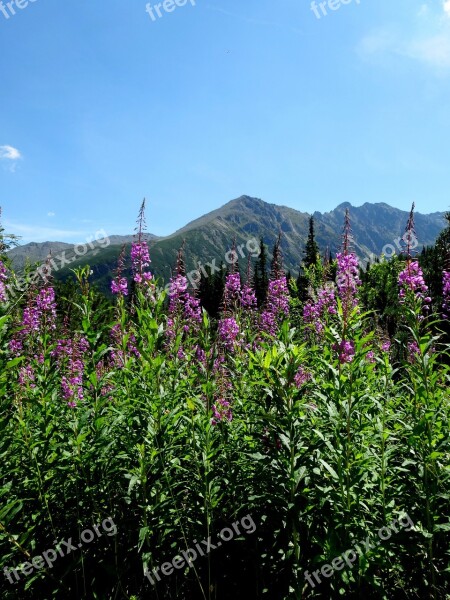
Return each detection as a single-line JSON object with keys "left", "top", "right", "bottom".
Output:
{"left": 398, "top": 261, "right": 430, "bottom": 307}
{"left": 10, "top": 286, "right": 57, "bottom": 355}
{"left": 259, "top": 310, "right": 277, "bottom": 336}
{"left": 381, "top": 341, "right": 391, "bottom": 353}
{"left": 267, "top": 278, "right": 290, "bottom": 316}
{"left": 18, "top": 365, "right": 36, "bottom": 388}
{"left": 53, "top": 336, "right": 90, "bottom": 404}
{"left": 195, "top": 345, "right": 207, "bottom": 365}
{"left": 166, "top": 274, "right": 202, "bottom": 349}
{"left": 111, "top": 277, "right": 128, "bottom": 296}
{"left": 336, "top": 252, "right": 361, "bottom": 319}
{"left": 9, "top": 338, "right": 23, "bottom": 356}
{"left": 169, "top": 274, "right": 188, "bottom": 306}
{"left": 366, "top": 350, "right": 375, "bottom": 363}
{"left": 0, "top": 260, "right": 8, "bottom": 303}
{"left": 183, "top": 294, "right": 202, "bottom": 324}
{"left": 211, "top": 398, "right": 233, "bottom": 425}
{"left": 259, "top": 276, "right": 289, "bottom": 336}
{"left": 407, "top": 340, "right": 420, "bottom": 363}
{"left": 218, "top": 317, "right": 240, "bottom": 351}
{"left": 294, "top": 367, "right": 312, "bottom": 388}
{"left": 442, "top": 271, "right": 450, "bottom": 319}
{"left": 223, "top": 272, "right": 241, "bottom": 309}
{"left": 131, "top": 240, "right": 152, "bottom": 284}
{"left": 332, "top": 339, "right": 355, "bottom": 364}
{"left": 241, "top": 284, "right": 257, "bottom": 310}
{"left": 131, "top": 240, "right": 151, "bottom": 269}
{"left": 303, "top": 285, "right": 337, "bottom": 335}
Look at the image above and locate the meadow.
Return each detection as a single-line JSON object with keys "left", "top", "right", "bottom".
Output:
{"left": 0, "top": 204, "right": 449, "bottom": 599}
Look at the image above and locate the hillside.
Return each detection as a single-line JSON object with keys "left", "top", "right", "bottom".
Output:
{"left": 7, "top": 196, "right": 447, "bottom": 294}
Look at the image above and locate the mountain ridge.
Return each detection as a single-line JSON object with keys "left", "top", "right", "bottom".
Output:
{"left": 6, "top": 196, "right": 448, "bottom": 294}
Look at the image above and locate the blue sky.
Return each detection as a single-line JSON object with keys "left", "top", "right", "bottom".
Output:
{"left": 1, "top": 0, "right": 450, "bottom": 243}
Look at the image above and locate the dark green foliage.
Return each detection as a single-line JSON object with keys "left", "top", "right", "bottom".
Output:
{"left": 303, "top": 216, "right": 320, "bottom": 269}
{"left": 254, "top": 237, "right": 268, "bottom": 307}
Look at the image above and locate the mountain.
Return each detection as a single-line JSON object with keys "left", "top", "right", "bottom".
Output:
{"left": 7, "top": 234, "right": 159, "bottom": 271}
{"left": 6, "top": 196, "right": 447, "bottom": 294}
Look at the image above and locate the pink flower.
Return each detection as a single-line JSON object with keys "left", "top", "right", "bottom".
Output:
{"left": 130, "top": 240, "right": 153, "bottom": 288}
{"left": 303, "top": 285, "right": 337, "bottom": 335}
{"left": 381, "top": 341, "right": 391, "bottom": 353}
{"left": 294, "top": 367, "right": 312, "bottom": 388}
{"left": 111, "top": 277, "right": 128, "bottom": 296}
{"left": 211, "top": 398, "right": 233, "bottom": 425}
{"left": 0, "top": 260, "right": 8, "bottom": 303}
{"left": 398, "top": 261, "right": 430, "bottom": 306}
{"left": 218, "top": 317, "right": 240, "bottom": 351}
{"left": 333, "top": 340, "right": 355, "bottom": 364}
{"left": 442, "top": 271, "right": 450, "bottom": 319}
{"left": 223, "top": 272, "right": 241, "bottom": 309}
{"left": 366, "top": 350, "right": 375, "bottom": 364}
{"left": 241, "top": 284, "right": 257, "bottom": 310}
{"left": 407, "top": 341, "right": 420, "bottom": 363}
{"left": 336, "top": 252, "right": 361, "bottom": 318}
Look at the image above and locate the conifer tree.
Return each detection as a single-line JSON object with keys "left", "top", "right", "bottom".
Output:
{"left": 254, "top": 237, "right": 269, "bottom": 306}
{"left": 304, "top": 216, "right": 319, "bottom": 268}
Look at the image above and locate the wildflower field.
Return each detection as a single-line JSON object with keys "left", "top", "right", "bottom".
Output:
{"left": 0, "top": 203, "right": 449, "bottom": 600}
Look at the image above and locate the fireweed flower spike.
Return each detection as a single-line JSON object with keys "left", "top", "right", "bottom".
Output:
{"left": 332, "top": 339, "right": 356, "bottom": 364}
{"left": 241, "top": 255, "right": 257, "bottom": 311}
{"left": 211, "top": 398, "right": 233, "bottom": 425}
{"left": 166, "top": 244, "right": 202, "bottom": 355}
{"left": 0, "top": 260, "right": 8, "bottom": 303}
{"left": 442, "top": 270, "right": 450, "bottom": 319}
{"left": 52, "top": 336, "right": 90, "bottom": 407}
{"left": 398, "top": 261, "right": 431, "bottom": 308}
{"left": 336, "top": 209, "right": 361, "bottom": 320}
{"left": 336, "top": 252, "right": 361, "bottom": 318}
{"left": 260, "top": 234, "right": 289, "bottom": 335}
{"left": 131, "top": 198, "right": 153, "bottom": 286}
{"left": 401, "top": 202, "right": 418, "bottom": 261}
{"left": 330, "top": 209, "right": 360, "bottom": 364}
{"left": 294, "top": 367, "right": 312, "bottom": 388}
{"left": 218, "top": 241, "right": 245, "bottom": 351}
{"left": 111, "top": 245, "right": 128, "bottom": 297}
{"left": 303, "top": 284, "right": 337, "bottom": 336}
{"left": 397, "top": 203, "right": 431, "bottom": 313}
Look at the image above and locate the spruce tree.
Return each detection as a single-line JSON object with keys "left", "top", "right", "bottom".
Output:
{"left": 255, "top": 237, "right": 269, "bottom": 306}
{"left": 304, "top": 216, "right": 319, "bottom": 268}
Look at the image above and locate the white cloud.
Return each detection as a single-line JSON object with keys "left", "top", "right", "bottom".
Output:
{"left": 358, "top": 2, "right": 450, "bottom": 71}
{"left": 0, "top": 145, "right": 22, "bottom": 160}
{"left": 47, "top": 212, "right": 56, "bottom": 217}
{"left": 404, "top": 34, "right": 450, "bottom": 68}
{"left": 4, "top": 220, "right": 84, "bottom": 242}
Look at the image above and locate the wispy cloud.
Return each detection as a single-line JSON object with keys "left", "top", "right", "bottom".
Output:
{"left": 4, "top": 220, "right": 84, "bottom": 243}
{"left": 0, "top": 145, "right": 21, "bottom": 160}
{"left": 47, "top": 212, "right": 56, "bottom": 217}
{"left": 205, "top": 5, "right": 303, "bottom": 35}
{"left": 0, "top": 145, "right": 22, "bottom": 172}
{"left": 358, "top": 2, "right": 450, "bottom": 71}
